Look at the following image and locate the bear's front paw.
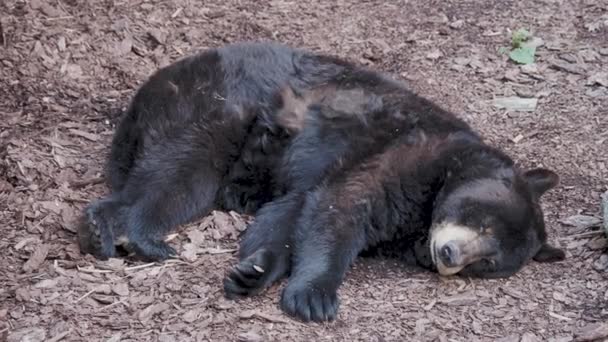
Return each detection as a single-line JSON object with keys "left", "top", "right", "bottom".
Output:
{"left": 78, "top": 204, "right": 116, "bottom": 260}
{"left": 126, "top": 238, "right": 177, "bottom": 262}
{"left": 280, "top": 280, "right": 339, "bottom": 323}
{"left": 224, "top": 247, "right": 289, "bottom": 299}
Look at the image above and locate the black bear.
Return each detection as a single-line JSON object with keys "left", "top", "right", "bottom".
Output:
{"left": 78, "top": 42, "right": 565, "bottom": 323}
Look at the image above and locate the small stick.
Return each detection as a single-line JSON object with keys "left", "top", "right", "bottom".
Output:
{"left": 124, "top": 262, "right": 156, "bottom": 272}
{"left": 97, "top": 299, "right": 127, "bottom": 312}
{"left": 74, "top": 289, "right": 96, "bottom": 303}
{"left": 44, "top": 16, "right": 75, "bottom": 21}
{"left": 564, "top": 230, "right": 604, "bottom": 240}
{"left": 77, "top": 266, "right": 113, "bottom": 274}
{"left": 171, "top": 7, "right": 183, "bottom": 18}
{"left": 548, "top": 311, "right": 572, "bottom": 321}
{"left": 70, "top": 176, "right": 104, "bottom": 189}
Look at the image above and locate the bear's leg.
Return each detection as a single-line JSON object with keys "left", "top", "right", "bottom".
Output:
{"left": 223, "top": 191, "right": 304, "bottom": 298}
{"left": 105, "top": 109, "right": 140, "bottom": 192}
{"left": 79, "top": 140, "right": 223, "bottom": 261}
{"left": 280, "top": 187, "right": 369, "bottom": 322}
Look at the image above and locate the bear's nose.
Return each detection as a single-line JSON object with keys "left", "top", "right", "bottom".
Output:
{"left": 439, "top": 242, "right": 460, "bottom": 267}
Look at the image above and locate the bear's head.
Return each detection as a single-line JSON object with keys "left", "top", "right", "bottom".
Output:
{"left": 429, "top": 166, "right": 565, "bottom": 278}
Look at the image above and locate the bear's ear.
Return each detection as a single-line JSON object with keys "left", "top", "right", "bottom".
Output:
{"left": 533, "top": 243, "right": 565, "bottom": 263}
{"left": 523, "top": 168, "right": 559, "bottom": 197}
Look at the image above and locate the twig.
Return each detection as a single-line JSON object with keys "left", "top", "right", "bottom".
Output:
{"left": 97, "top": 299, "right": 127, "bottom": 312}
{"left": 565, "top": 230, "right": 604, "bottom": 240}
{"left": 549, "top": 311, "right": 572, "bottom": 321}
{"left": 31, "top": 214, "right": 50, "bottom": 233}
{"left": 170, "top": 7, "right": 183, "bottom": 18}
{"left": 77, "top": 266, "right": 113, "bottom": 274}
{"left": 124, "top": 262, "right": 156, "bottom": 272}
{"left": 74, "top": 289, "right": 96, "bottom": 303}
{"left": 44, "top": 16, "right": 75, "bottom": 21}
{"left": 70, "top": 176, "right": 104, "bottom": 189}
{"left": 200, "top": 247, "right": 237, "bottom": 255}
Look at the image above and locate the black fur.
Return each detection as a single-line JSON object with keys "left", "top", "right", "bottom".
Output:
{"left": 78, "top": 42, "right": 565, "bottom": 323}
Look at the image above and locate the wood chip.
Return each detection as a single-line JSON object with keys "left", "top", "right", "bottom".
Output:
{"left": 439, "top": 292, "right": 477, "bottom": 306}
{"left": 115, "top": 37, "right": 133, "bottom": 56}
{"left": 47, "top": 329, "right": 71, "bottom": 342}
{"left": 68, "top": 129, "right": 99, "bottom": 141}
{"left": 7, "top": 327, "right": 47, "bottom": 342}
{"left": 112, "top": 283, "right": 129, "bottom": 297}
{"left": 550, "top": 60, "right": 586, "bottom": 75}
{"left": 34, "top": 278, "right": 58, "bottom": 289}
{"left": 587, "top": 72, "right": 608, "bottom": 87}
{"left": 560, "top": 215, "right": 601, "bottom": 230}
{"left": 521, "top": 332, "right": 541, "bottom": 342}
{"left": 510, "top": 134, "right": 524, "bottom": 144}
{"left": 138, "top": 302, "right": 170, "bottom": 322}
{"left": 492, "top": 97, "right": 538, "bottom": 112}
{"left": 186, "top": 229, "right": 206, "bottom": 246}
{"left": 237, "top": 331, "right": 263, "bottom": 342}
{"left": 23, "top": 244, "right": 50, "bottom": 272}
{"left": 575, "top": 322, "right": 608, "bottom": 341}
{"left": 238, "top": 310, "right": 293, "bottom": 324}
{"left": 587, "top": 237, "right": 607, "bottom": 250}
{"left": 423, "top": 299, "right": 437, "bottom": 310}
{"left": 496, "top": 334, "right": 520, "bottom": 342}
{"left": 426, "top": 50, "right": 443, "bottom": 60}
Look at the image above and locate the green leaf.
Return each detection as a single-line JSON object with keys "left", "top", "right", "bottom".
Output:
{"left": 511, "top": 28, "right": 531, "bottom": 48}
{"left": 498, "top": 46, "right": 508, "bottom": 55}
{"left": 509, "top": 46, "right": 536, "bottom": 64}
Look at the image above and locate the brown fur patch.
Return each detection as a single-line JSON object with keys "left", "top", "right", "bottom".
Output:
{"left": 276, "top": 85, "right": 383, "bottom": 133}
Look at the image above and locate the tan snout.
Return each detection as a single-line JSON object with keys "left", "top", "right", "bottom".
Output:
{"left": 430, "top": 223, "right": 495, "bottom": 276}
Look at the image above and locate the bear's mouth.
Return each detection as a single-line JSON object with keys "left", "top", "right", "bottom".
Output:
{"left": 429, "top": 222, "right": 496, "bottom": 276}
